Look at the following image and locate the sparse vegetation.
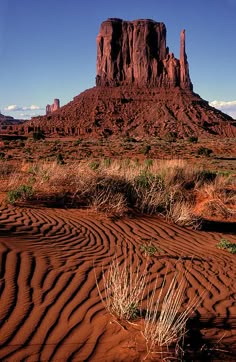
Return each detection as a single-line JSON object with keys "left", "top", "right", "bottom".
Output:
{"left": 96, "top": 258, "right": 146, "bottom": 320}
{"left": 197, "top": 146, "right": 213, "bottom": 157}
{"left": 96, "top": 258, "right": 204, "bottom": 358}
{"left": 141, "top": 144, "right": 151, "bottom": 155}
{"left": 216, "top": 238, "right": 236, "bottom": 254}
{"left": 32, "top": 130, "right": 45, "bottom": 141}
{"left": 7, "top": 184, "right": 34, "bottom": 204}
{"left": 1, "top": 158, "right": 236, "bottom": 226}
{"left": 56, "top": 153, "right": 65, "bottom": 165}
{"left": 140, "top": 239, "right": 161, "bottom": 256}
{"left": 143, "top": 269, "right": 203, "bottom": 358}
{"left": 188, "top": 136, "right": 198, "bottom": 143}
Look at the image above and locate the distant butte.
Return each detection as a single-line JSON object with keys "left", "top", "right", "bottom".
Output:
{"left": 13, "top": 19, "right": 236, "bottom": 138}
{"left": 46, "top": 99, "right": 60, "bottom": 115}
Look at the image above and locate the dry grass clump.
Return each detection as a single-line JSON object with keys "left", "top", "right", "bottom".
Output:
{"left": 167, "top": 201, "right": 202, "bottom": 229}
{"left": 197, "top": 174, "right": 236, "bottom": 219}
{"left": 96, "top": 257, "right": 147, "bottom": 320}
{"left": 143, "top": 271, "right": 202, "bottom": 358}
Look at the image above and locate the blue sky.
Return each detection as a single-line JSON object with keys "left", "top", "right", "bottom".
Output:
{"left": 0, "top": 0, "right": 235, "bottom": 119}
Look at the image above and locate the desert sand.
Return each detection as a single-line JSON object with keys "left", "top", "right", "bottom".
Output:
{"left": 0, "top": 203, "right": 235, "bottom": 361}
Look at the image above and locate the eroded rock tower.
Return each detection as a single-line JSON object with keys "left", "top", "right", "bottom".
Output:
{"left": 96, "top": 18, "right": 192, "bottom": 90}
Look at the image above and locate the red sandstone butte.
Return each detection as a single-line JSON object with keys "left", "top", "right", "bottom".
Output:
{"left": 46, "top": 98, "right": 60, "bottom": 115}
{"left": 18, "top": 18, "right": 236, "bottom": 139}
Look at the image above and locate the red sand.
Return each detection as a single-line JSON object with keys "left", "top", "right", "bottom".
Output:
{"left": 0, "top": 204, "right": 235, "bottom": 361}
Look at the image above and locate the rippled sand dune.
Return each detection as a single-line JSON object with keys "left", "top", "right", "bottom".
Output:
{"left": 0, "top": 204, "right": 235, "bottom": 361}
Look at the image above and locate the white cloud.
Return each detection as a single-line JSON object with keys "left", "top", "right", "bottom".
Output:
{"left": 210, "top": 100, "right": 236, "bottom": 108}
{"left": 4, "top": 104, "right": 21, "bottom": 111}
{"left": 3, "top": 104, "right": 44, "bottom": 119}
{"left": 209, "top": 100, "right": 236, "bottom": 119}
{"left": 4, "top": 104, "right": 43, "bottom": 112}
{"left": 23, "top": 105, "right": 41, "bottom": 111}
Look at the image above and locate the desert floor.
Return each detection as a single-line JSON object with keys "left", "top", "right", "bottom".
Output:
{"left": 0, "top": 202, "right": 236, "bottom": 361}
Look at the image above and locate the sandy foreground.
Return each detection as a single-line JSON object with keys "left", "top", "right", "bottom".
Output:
{"left": 0, "top": 204, "right": 235, "bottom": 361}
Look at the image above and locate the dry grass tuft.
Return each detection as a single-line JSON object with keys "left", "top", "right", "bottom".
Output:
{"left": 96, "top": 257, "right": 147, "bottom": 320}
{"left": 143, "top": 270, "right": 202, "bottom": 356}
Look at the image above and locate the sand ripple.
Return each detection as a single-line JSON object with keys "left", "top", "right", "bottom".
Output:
{"left": 0, "top": 205, "right": 235, "bottom": 361}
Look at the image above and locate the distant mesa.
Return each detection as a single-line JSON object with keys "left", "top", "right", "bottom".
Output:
{"left": 0, "top": 112, "right": 24, "bottom": 126}
{"left": 46, "top": 99, "right": 60, "bottom": 115}
{"left": 96, "top": 18, "right": 192, "bottom": 90}
{"left": 7, "top": 18, "right": 236, "bottom": 138}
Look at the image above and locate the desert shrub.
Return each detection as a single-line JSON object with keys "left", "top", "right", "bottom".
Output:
{"left": 144, "top": 159, "right": 153, "bottom": 168}
{"left": 197, "top": 175, "right": 236, "bottom": 219}
{"left": 140, "top": 241, "right": 159, "bottom": 256}
{"left": 188, "top": 136, "right": 198, "bottom": 143}
{"left": 216, "top": 238, "right": 236, "bottom": 254}
{"left": 124, "top": 136, "right": 137, "bottom": 143}
{"left": 56, "top": 153, "right": 65, "bottom": 165}
{"left": 164, "top": 132, "right": 177, "bottom": 142}
{"left": 89, "top": 160, "right": 100, "bottom": 171}
{"left": 32, "top": 130, "right": 45, "bottom": 141}
{"left": 73, "top": 139, "right": 82, "bottom": 146}
{"left": 197, "top": 146, "right": 212, "bottom": 157}
{"left": 134, "top": 171, "right": 156, "bottom": 189}
{"left": 7, "top": 184, "right": 34, "bottom": 204}
{"left": 141, "top": 144, "right": 151, "bottom": 155}
{"left": 198, "top": 170, "right": 217, "bottom": 182}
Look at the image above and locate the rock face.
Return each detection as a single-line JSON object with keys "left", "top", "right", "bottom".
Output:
{"left": 25, "top": 86, "right": 236, "bottom": 139}
{"left": 96, "top": 18, "right": 192, "bottom": 90}
{"left": 46, "top": 99, "right": 60, "bottom": 115}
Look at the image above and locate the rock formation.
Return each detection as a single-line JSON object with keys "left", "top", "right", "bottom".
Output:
{"left": 46, "top": 99, "right": 60, "bottom": 115}
{"left": 0, "top": 113, "right": 24, "bottom": 128}
{"left": 14, "top": 18, "right": 236, "bottom": 139}
{"left": 96, "top": 18, "right": 192, "bottom": 90}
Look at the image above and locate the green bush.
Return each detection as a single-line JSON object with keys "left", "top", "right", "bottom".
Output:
{"left": 89, "top": 161, "right": 100, "bottom": 171}
{"left": 216, "top": 238, "right": 236, "bottom": 254}
{"left": 7, "top": 185, "right": 34, "bottom": 204}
